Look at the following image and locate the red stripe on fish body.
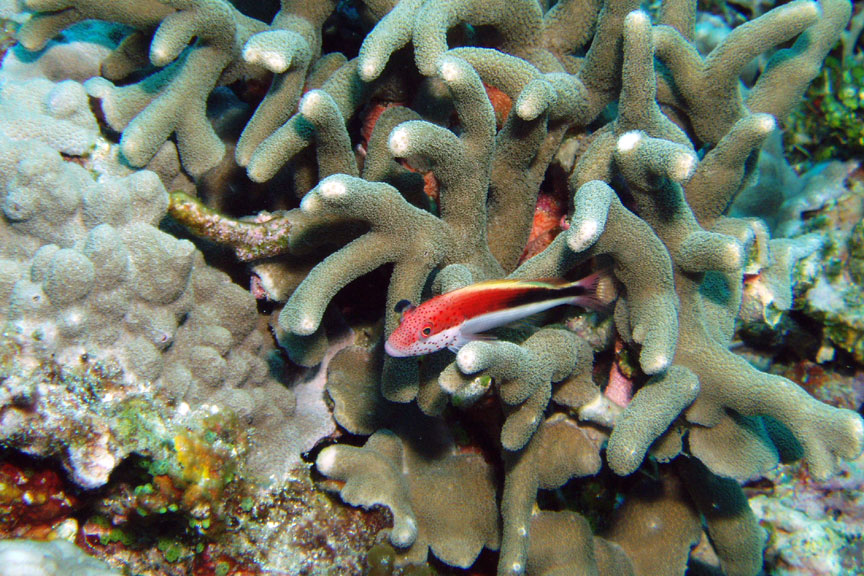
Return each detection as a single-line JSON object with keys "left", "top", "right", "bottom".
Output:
{"left": 429, "top": 280, "right": 568, "bottom": 319}
{"left": 385, "top": 274, "right": 613, "bottom": 357}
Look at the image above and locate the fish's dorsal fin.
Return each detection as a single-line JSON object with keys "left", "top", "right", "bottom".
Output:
{"left": 394, "top": 299, "right": 415, "bottom": 314}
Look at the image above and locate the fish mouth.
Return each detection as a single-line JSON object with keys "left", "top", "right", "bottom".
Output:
{"left": 384, "top": 339, "right": 408, "bottom": 357}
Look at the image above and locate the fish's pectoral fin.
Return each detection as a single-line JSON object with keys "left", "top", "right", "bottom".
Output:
{"left": 459, "top": 332, "right": 498, "bottom": 348}
{"left": 470, "top": 333, "right": 498, "bottom": 341}
{"left": 448, "top": 334, "right": 496, "bottom": 354}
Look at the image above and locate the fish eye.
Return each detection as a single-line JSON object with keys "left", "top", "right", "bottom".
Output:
{"left": 420, "top": 325, "right": 433, "bottom": 338}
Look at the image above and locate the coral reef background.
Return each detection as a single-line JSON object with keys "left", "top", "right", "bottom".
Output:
{"left": 0, "top": 0, "right": 862, "bottom": 575}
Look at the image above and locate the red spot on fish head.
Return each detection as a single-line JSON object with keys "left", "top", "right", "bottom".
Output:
{"left": 386, "top": 306, "right": 437, "bottom": 353}
{"left": 385, "top": 299, "right": 461, "bottom": 356}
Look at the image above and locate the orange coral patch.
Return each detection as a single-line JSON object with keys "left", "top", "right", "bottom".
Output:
{"left": 484, "top": 84, "right": 512, "bottom": 128}
{"left": 519, "top": 192, "right": 568, "bottom": 263}
{"left": 360, "top": 100, "right": 405, "bottom": 147}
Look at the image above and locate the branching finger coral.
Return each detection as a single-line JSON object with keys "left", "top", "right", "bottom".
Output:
{"left": 317, "top": 424, "right": 499, "bottom": 567}
{"left": 15, "top": 0, "right": 864, "bottom": 574}
{"left": 21, "top": 0, "right": 265, "bottom": 175}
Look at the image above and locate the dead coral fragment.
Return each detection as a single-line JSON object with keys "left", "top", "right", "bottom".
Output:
{"left": 168, "top": 192, "right": 293, "bottom": 261}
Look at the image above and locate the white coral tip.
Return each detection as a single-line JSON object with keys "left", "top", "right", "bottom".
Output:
{"left": 298, "top": 316, "right": 318, "bottom": 334}
{"left": 316, "top": 447, "right": 338, "bottom": 474}
{"left": 725, "top": 242, "right": 742, "bottom": 267}
{"left": 617, "top": 131, "right": 642, "bottom": 152}
{"left": 757, "top": 115, "right": 776, "bottom": 133}
{"left": 390, "top": 517, "right": 418, "bottom": 547}
{"left": 457, "top": 347, "right": 479, "bottom": 373}
{"left": 300, "top": 91, "right": 322, "bottom": 116}
{"left": 360, "top": 59, "right": 379, "bottom": 81}
{"left": 567, "top": 219, "right": 598, "bottom": 251}
{"left": 799, "top": 1, "right": 820, "bottom": 17}
{"left": 150, "top": 47, "right": 169, "bottom": 65}
{"left": 672, "top": 153, "right": 697, "bottom": 181}
{"left": 517, "top": 99, "right": 539, "bottom": 120}
{"left": 244, "top": 44, "right": 289, "bottom": 73}
{"left": 852, "top": 417, "right": 864, "bottom": 441}
{"left": 439, "top": 60, "right": 461, "bottom": 82}
{"left": 300, "top": 194, "right": 319, "bottom": 213}
{"left": 388, "top": 127, "right": 411, "bottom": 156}
{"left": 626, "top": 10, "right": 649, "bottom": 25}
{"left": 320, "top": 177, "right": 347, "bottom": 198}
{"left": 643, "top": 353, "right": 668, "bottom": 374}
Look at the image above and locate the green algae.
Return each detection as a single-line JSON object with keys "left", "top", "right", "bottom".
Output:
{"left": 788, "top": 55, "right": 864, "bottom": 168}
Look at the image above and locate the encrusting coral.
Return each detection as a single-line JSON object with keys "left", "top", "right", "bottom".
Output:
{"left": 13, "top": 0, "right": 864, "bottom": 575}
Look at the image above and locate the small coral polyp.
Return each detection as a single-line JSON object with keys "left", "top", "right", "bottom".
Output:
{"left": 12, "top": 0, "right": 864, "bottom": 575}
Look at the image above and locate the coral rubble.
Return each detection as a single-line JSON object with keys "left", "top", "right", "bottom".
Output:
{"left": 3, "top": 0, "right": 864, "bottom": 575}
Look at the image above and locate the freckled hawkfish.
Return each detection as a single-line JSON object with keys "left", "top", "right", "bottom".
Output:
{"left": 384, "top": 270, "right": 616, "bottom": 357}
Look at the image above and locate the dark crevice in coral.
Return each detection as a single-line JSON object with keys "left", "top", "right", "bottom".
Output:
{"left": 321, "top": 1, "right": 367, "bottom": 59}
{"left": 229, "top": 0, "right": 280, "bottom": 23}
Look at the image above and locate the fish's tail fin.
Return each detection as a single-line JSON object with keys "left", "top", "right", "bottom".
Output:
{"left": 567, "top": 269, "right": 617, "bottom": 310}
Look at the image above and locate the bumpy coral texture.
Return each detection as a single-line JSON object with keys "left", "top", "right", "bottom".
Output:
{"left": 0, "top": 130, "right": 296, "bottom": 485}
{"left": 18, "top": 0, "right": 864, "bottom": 575}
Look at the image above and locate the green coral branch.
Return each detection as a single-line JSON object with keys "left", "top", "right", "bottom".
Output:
{"left": 442, "top": 329, "right": 587, "bottom": 451}
{"left": 246, "top": 88, "right": 358, "bottom": 183}
{"left": 606, "top": 365, "right": 699, "bottom": 475}
{"left": 358, "top": 0, "right": 553, "bottom": 80}
{"left": 235, "top": 0, "right": 337, "bottom": 167}
{"left": 316, "top": 430, "right": 420, "bottom": 549}
{"left": 498, "top": 414, "right": 602, "bottom": 575}
{"left": 279, "top": 174, "right": 447, "bottom": 338}
{"left": 316, "top": 424, "right": 499, "bottom": 568}
{"left": 541, "top": 0, "right": 603, "bottom": 63}
{"left": 747, "top": 0, "right": 852, "bottom": 120}
{"left": 655, "top": 0, "right": 821, "bottom": 145}
{"left": 684, "top": 113, "right": 777, "bottom": 225}
{"left": 361, "top": 105, "right": 429, "bottom": 209}
{"left": 513, "top": 180, "right": 679, "bottom": 375}
{"left": 18, "top": 0, "right": 171, "bottom": 50}
{"left": 22, "top": 0, "right": 269, "bottom": 176}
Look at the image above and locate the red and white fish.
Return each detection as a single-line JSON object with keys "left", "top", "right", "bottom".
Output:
{"left": 385, "top": 270, "right": 616, "bottom": 357}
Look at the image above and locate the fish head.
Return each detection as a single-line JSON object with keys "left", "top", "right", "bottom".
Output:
{"left": 385, "top": 303, "right": 458, "bottom": 357}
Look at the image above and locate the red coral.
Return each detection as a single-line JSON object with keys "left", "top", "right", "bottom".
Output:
{"left": 0, "top": 459, "right": 78, "bottom": 538}
{"left": 359, "top": 100, "right": 405, "bottom": 147}
{"left": 193, "top": 544, "right": 262, "bottom": 576}
{"left": 604, "top": 340, "right": 634, "bottom": 408}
